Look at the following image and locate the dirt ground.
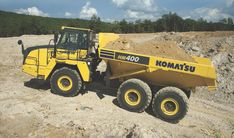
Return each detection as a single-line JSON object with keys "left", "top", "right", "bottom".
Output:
{"left": 0, "top": 33, "right": 234, "bottom": 138}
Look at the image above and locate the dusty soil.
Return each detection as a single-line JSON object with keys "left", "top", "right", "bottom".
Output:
{"left": 105, "top": 34, "right": 194, "bottom": 62}
{"left": 0, "top": 33, "right": 234, "bottom": 138}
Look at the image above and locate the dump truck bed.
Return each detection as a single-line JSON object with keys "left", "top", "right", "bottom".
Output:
{"left": 98, "top": 33, "right": 217, "bottom": 90}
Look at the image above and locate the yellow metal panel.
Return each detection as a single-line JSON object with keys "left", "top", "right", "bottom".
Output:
{"left": 25, "top": 50, "right": 38, "bottom": 65}
{"left": 56, "top": 49, "right": 88, "bottom": 60}
{"left": 100, "top": 47, "right": 216, "bottom": 80}
{"left": 79, "top": 50, "right": 88, "bottom": 58}
{"left": 70, "top": 50, "right": 87, "bottom": 59}
{"left": 98, "top": 33, "right": 119, "bottom": 48}
{"left": 208, "top": 81, "right": 217, "bottom": 90}
{"left": 150, "top": 56, "right": 216, "bottom": 80}
{"left": 192, "top": 56, "right": 212, "bottom": 65}
{"left": 99, "top": 47, "right": 217, "bottom": 89}
{"left": 38, "top": 49, "right": 48, "bottom": 66}
{"left": 109, "top": 69, "right": 147, "bottom": 80}
{"left": 22, "top": 64, "right": 38, "bottom": 77}
{"left": 77, "top": 61, "right": 90, "bottom": 82}
{"left": 22, "top": 48, "right": 56, "bottom": 80}
{"left": 56, "top": 49, "right": 69, "bottom": 60}
{"left": 55, "top": 59, "right": 90, "bottom": 82}
{"left": 24, "top": 57, "right": 37, "bottom": 65}
{"left": 38, "top": 59, "right": 56, "bottom": 79}
{"left": 61, "top": 26, "right": 91, "bottom": 31}
{"left": 23, "top": 49, "right": 38, "bottom": 77}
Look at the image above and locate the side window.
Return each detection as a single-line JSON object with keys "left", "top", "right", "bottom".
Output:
{"left": 60, "top": 32, "right": 69, "bottom": 46}
{"left": 58, "top": 32, "right": 78, "bottom": 50}
{"left": 69, "top": 33, "right": 78, "bottom": 50}
{"left": 70, "top": 33, "right": 78, "bottom": 45}
{"left": 78, "top": 32, "right": 88, "bottom": 49}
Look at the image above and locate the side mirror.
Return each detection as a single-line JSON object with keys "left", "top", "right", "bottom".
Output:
{"left": 17, "top": 40, "right": 25, "bottom": 55}
{"left": 54, "top": 33, "right": 58, "bottom": 44}
{"left": 18, "top": 40, "right": 23, "bottom": 45}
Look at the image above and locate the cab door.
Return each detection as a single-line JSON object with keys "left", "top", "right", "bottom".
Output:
{"left": 56, "top": 31, "right": 89, "bottom": 60}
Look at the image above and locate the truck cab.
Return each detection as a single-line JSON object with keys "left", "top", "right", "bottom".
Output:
{"left": 18, "top": 26, "right": 97, "bottom": 96}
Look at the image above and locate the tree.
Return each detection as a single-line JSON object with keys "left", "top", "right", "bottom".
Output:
{"left": 0, "top": 10, "right": 234, "bottom": 37}
{"left": 89, "top": 15, "right": 101, "bottom": 33}
{"left": 134, "top": 20, "right": 143, "bottom": 33}
{"left": 119, "top": 19, "right": 128, "bottom": 33}
{"left": 227, "top": 18, "right": 233, "bottom": 25}
{"left": 142, "top": 20, "right": 153, "bottom": 32}
{"left": 197, "top": 18, "right": 208, "bottom": 31}
{"left": 219, "top": 18, "right": 227, "bottom": 24}
{"left": 111, "top": 21, "right": 121, "bottom": 33}
{"left": 184, "top": 19, "right": 196, "bottom": 31}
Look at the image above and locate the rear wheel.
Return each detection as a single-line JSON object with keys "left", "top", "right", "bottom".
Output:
{"left": 152, "top": 87, "right": 188, "bottom": 123}
{"left": 50, "top": 67, "right": 82, "bottom": 97}
{"left": 117, "top": 79, "right": 152, "bottom": 112}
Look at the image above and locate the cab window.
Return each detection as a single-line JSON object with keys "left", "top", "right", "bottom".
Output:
{"left": 78, "top": 32, "right": 88, "bottom": 49}
{"left": 57, "top": 31, "right": 88, "bottom": 50}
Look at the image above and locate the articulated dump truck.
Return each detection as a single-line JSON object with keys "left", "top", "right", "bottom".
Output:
{"left": 17, "top": 26, "right": 216, "bottom": 122}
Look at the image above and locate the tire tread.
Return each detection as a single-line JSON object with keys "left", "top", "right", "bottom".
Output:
{"left": 152, "top": 87, "right": 188, "bottom": 122}
{"left": 50, "top": 67, "right": 82, "bottom": 97}
{"left": 117, "top": 78, "right": 152, "bottom": 112}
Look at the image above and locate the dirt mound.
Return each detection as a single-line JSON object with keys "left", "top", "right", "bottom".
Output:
{"left": 105, "top": 35, "right": 194, "bottom": 62}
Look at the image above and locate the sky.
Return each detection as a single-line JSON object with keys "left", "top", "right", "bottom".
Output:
{"left": 0, "top": 0, "right": 233, "bottom": 22}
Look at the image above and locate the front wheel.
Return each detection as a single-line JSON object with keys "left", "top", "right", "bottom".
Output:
{"left": 50, "top": 67, "right": 82, "bottom": 97}
{"left": 152, "top": 87, "right": 188, "bottom": 123}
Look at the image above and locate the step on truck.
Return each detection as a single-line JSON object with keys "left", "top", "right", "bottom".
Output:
{"left": 17, "top": 26, "right": 217, "bottom": 122}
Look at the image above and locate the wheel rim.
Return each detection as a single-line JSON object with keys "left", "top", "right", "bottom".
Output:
{"left": 57, "top": 75, "right": 73, "bottom": 91}
{"left": 160, "top": 98, "right": 179, "bottom": 116}
{"left": 124, "top": 89, "right": 141, "bottom": 106}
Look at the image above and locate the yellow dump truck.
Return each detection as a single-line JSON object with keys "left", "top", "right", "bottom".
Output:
{"left": 17, "top": 26, "right": 216, "bottom": 122}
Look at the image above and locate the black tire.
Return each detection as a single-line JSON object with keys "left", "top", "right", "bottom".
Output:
{"left": 50, "top": 67, "right": 82, "bottom": 97}
{"left": 117, "top": 79, "right": 152, "bottom": 112}
{"left": 152, "top": 87, "right": 188, "bottom": 123}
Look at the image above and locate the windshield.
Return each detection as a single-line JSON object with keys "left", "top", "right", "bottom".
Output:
{"left": 57, "top": 31, "right": 89, "bottom": 50}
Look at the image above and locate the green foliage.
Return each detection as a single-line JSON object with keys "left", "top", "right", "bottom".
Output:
{"left": 0, "top": 10, "right": 112, "bottom": 37}
{"left": 89, "top": 15, "right": 101, "bottom": 33}
{"left": 0, "top": 10, "right": 234, "bottom": 37}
